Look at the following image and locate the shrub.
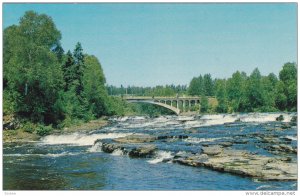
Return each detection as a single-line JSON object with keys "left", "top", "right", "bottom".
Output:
{"left": 23, "top": 122, "right": 36, "bottom": 133}
{"left": 36, "top": 124, "right": 53, "bottom": 136}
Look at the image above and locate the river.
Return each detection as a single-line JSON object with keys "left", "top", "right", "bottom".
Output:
{"left": 3, "top": 113, "right": 297, "bottom": 190}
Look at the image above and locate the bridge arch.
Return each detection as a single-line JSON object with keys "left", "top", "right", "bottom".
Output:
{"left": 127, "top": 100, "right": 181, "bottom": 115}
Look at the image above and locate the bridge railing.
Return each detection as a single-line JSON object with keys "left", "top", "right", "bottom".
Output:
{"left": 110, "top": 94, "right": 216, "bottom": 100}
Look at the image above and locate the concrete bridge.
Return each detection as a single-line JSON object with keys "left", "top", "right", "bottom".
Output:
{"left": 123, "top": 96, "right": 202, "bottom": 115}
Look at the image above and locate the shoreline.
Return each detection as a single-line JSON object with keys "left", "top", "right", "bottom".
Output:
{"left": 3, "top": 118, "right": 110, "bottom": 144}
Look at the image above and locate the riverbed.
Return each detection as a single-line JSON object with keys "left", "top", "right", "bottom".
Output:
{"left": 3, "top": 113, "right": 297, "bottom": 190}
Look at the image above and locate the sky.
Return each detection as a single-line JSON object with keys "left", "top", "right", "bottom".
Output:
{"left": 3, "top": 3, "right": 297, "bottom": 87}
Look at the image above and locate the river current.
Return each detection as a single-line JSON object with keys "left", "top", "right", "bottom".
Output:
{"left": 3, "top": 113, "right": 298, "bottom": 190}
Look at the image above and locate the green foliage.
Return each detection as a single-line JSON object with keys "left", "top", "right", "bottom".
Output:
{"left": 203, "top": 74, "right": 214, "bottom": 96}
{"left": 23, "top": 122, "right": 36, "bottom": 133}
{"left": 276, "top": 62, "right": 297, "bottom": 111}
{"left": 36, "top": 124, "right": 53, "bottom": 136}
{"left": 82, "top": 55, "right": 110, "bottom": 117}
{"left": 188, "top": 76, "right": 203, "bottom": 96}
{"left": 279, "top": 62, "right": 297, "bottom": 83}
{"left": 107, "top": 84, "right": 187, "bottom": 97}
{"left": 226, "top": 71, "right": 246, "bottom": 112}
{"left": 188, "top": 74, "right": 215, "bottom": 96}
{"left": 215, "top": 79, "right": 228, "bottom": 113}
{"left": 200, "top": 96, "right": 209, "bottom": 113}
{"left": 4, "top": 11, "right": 64, "bottom": 124}
{"left": 3, "top": 10, "right": 297, "bottom": 134}
{"left": 3, "top": 11, "right": 123, "bottom": 131}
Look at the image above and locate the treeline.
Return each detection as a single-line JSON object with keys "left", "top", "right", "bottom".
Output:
{"left": 107, "top": 85, "right": 187, "bottom": 97}
{"left": 3, "top": 11, "right": 130, "bottom": 133}
{"left": 3, "top": 11, "right": 297, "bottom": 132}
{"left": 187, "top": 64, "right": 297, "bottom": 113}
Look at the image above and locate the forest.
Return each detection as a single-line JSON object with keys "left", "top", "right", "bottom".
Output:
{"left": 3, "top": 11, "right": 297, "bottom": 135}
{"left": 108, "top": 64, "right": 297, "bottom": 114}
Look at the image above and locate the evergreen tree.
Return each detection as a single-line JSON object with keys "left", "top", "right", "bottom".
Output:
{"left": 73, "top": 42, "right": 85, "bottom": 97}
{"left": 62, "top": 50, "right": 74, "bottom": 91}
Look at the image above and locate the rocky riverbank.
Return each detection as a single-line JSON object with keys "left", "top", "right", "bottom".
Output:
{"left": 3, "top": 117, "right": 109, "bottom": 143}
{"left": 93, "top": 118, "right": 297, "bottom": 181}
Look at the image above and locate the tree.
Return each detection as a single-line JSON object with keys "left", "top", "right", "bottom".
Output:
{"left": 279, "top": 62, "right": 297, "bottom": 83}
{"left": 215, "top": 79, "right": 228, "bottom": 113}
{"left": 275, "top": 81, "right": 287, "bottom": 111}
{"left": 62, "top": 50, "right": 74, "bottom": 91}
{"left": 267, "top": 73, "right": 278, "bottom": 87}
{"left": 3, "top": 11, "right": 64, "bottom": 124}
{"left": 226, "top": 71, "right": 246, "bottom": 112}
{"left": 277, "top": 62, "right": 297, "bottom": 111}
{"left": 243, "top": 68, "right": 266, "bottom": 111}
{"left": 83, "top": 55, "right": 109, "bottom": 117}
{"left": 188, "top": 75, "right": 204, "bottom": 96}
{"left": 203, "top": 74, "right": 214, "bottom": 96}
{"left": 200, "top": 96, "right": 209, "bottom": 113}
{"left": 53, "top": 43, "right": 64, "bottom": 63}
{"left": 73, "top": 42, "right": 85, "bottom": 97}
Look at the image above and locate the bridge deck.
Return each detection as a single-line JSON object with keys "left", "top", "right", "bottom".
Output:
{"left": 123, "top": 96, "right": 203, "bottom": 101}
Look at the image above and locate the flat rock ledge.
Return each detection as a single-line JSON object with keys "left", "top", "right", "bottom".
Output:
{"left": 95, "top": 134, "right": 297, "bottom": 181}
{"left": 113, "top": 134, "right": 156, "bottom": 143}
{"left": 173, "top": 146, "right": 297, "bottom": 181}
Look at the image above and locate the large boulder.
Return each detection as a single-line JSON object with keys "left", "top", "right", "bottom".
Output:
{"left": 101, "top": 142, "right": 123, "bottom": 153}
{"left": 128, "top": 144, "right": 157, "bottom": 158}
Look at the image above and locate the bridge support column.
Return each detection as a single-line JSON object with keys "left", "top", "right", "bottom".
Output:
{"left": 171, "top": 100, "right": 173, "bottom": 107}
{"left": 177, "top": 100, "right": 179, "bottom": 109}
{"left": 183, "top": 100, "right": 186, "bottom": 112}
{"left": 188, "top": 100, "right": 191, "bottom": 111}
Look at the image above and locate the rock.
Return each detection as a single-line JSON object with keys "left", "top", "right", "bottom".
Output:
{"left": 176, "top": 135, "right": 189, "bottom": 139}
{"left": 172, "top": 148, "right": 297, "bottom": 181}
{"left": 276, "top": 115, "right": 284, "bottom": 122}
{"left": 266, "top": 144, "right": 296, "bottom": 154}
{"left": 260, "top": 137, "right": 281, "bottom": 144}
{"left": 3, "top": 116, "right": 20, "bottom": 130}
{"left": 128, "top": 144, "right": 157, "bottom": 158}
{"left": 291, "top": 116, "right": 297, "bottom": 123}
{"left": 234, "top": 139, "right": 248, "bottom": 144}
{"left": 276, "top": 157, "right": 292, "bottom": 162}
{"left": 218, "top": 142, "right": 233, "bottom": 147}
{"left": 202, "top": 145, "right": 223, "bottom": 156}
{"left": 157, "top": 135, "right": 188, "bottom": 140}
{"left": 156, "top": 135, "right": 168, "bottom": 140}
{"left": 222, "top": 149, "right": 249, "bottom": 157}
{"left": 279, "top": 144, "right": 297, "bottom": 154}
{"left": 114, "top": 134, "right": 156, "bottom": 143}
{"left": 281, "top": 123, "right": 292, "bottom": 129}
{"left": 101, "top": 142, "right": 123, "bottom": 153}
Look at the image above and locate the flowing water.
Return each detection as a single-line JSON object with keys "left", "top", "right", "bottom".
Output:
{"left": 3, "top": 113, "right": 297, "bottom": 190}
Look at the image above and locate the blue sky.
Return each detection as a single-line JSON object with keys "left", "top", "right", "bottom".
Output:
{"left": 3, "top": 3, "right": 297, "bottom": 87}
